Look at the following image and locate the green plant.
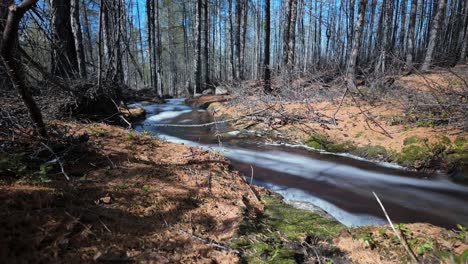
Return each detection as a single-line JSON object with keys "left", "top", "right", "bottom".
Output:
{"left": 127, "top": 131, "right": 136, "bottom": 140}
{"left": 361, "top": 233, "right": 378, "bottom": 249}
{"left": 439, "top": 249, "right": 468, "bottom": 264}
{"left": 416, "top": 240, "right": 433, "bottom": 255}
{"left": 456, "top": 224, "right": 467, "bottom": 241}
{"left": 38, "top": 164, "right": 52, "bottom": 182}
{"left": 142, "top": 185, "right": 150, "bottom": 192}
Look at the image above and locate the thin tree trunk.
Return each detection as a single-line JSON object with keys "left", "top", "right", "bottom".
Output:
{"left": 264, "top": 0, "right": 271, "bottom": 93}
{"left": 347, "top": 0, "right": 368, "bottom": 89}
{"left": 406, "top": 0, "right": 417, "bottom": 69}
{"left": 204, "top": 0, "right": 209, "bottom": 87}
{"left": 50, "top": 0, "right": 78, "bottom": 78}
{"left": 421, "top": 0, "right": 446, "bottom": 71}
{"left": 459, "top": 0, "right": 468, "bottom": 64}
{"left": 1, "top": 0, "right": 47, "bottom": 138}
{"left": 71, "top": 0, "right": 86, "bottom": 78}
{"left": 194, "top": 0, "right": 202, "bottom": 94}
{"left": 81, "top": 0, "right": 93, "bottom": 65}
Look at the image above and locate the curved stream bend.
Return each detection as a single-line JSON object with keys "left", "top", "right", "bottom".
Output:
{"left": 130, "top": 99, "right": 468, "bottom": 228}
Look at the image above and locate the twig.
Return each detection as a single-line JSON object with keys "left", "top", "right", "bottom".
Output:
{"left": 249, "top": 165, "right": 254, "bottom": 186}
{"left": 372, "top": 191, "right": 419, "bottom": 264}
{"left": 41, "top": 142, "right": 70, "bottom": 181}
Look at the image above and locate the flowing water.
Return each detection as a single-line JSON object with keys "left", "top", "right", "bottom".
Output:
{"left": 130, "top": 98, "right": 468, "bottom": 228}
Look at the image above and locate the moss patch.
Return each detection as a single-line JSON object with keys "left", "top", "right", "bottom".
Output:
{"left": 403, "top": 135, "right": 424, "bottom": 146}
{"left": 305, "top": 133, "right": 329, "bottom": 150}
{"left": 231, "top": 194, "right": 344, "bottom": 263}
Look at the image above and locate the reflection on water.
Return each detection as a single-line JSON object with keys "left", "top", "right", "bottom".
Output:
{"left": 131, "top": 99, "right": 468, "bottom": 228}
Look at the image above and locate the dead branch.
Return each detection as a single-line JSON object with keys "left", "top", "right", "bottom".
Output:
{"left": 373, "top": 191, "right": 419, "bottom": 264}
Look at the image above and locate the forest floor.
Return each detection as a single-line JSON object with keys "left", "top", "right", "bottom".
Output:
{"left": 207, "top": 66, "right": 468, "bottom": 181}
{"left": 1, "top": 122, "right": 467, "bottom": 263}
{"left": 1, "top": 67, "right": 467, "bottom": 263}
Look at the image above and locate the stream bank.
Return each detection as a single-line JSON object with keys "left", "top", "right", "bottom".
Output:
{"left": 206, "top": 98, "right": 468, "bottom": 182}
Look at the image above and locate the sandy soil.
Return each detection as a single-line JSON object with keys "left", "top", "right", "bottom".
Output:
{"left": 212, "top": 97, "right": 465, "bottom": 153}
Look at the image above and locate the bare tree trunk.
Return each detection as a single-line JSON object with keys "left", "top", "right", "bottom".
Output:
{"left": 264, "top": 0, "right": 271, "bottom": 93}
{"left": 228, "top": 0, "right": 235, "bottom": 79}
{"left": 50, "top": 0, "right": 78, "bottom": 78}
{"left": 421, "top": 0, "right": 446, "bottom": 71}
{"left": 204, "top": 0, "right": 210, "bottom": 87}
{"left": 406, "top": 0, "right": 417, "bottom": 70}
{"left": 283, "top": 0, "right": 298, "bottom": 67}
{"left": 347, "top": 0, "right": 368, "bottom": 89}
{"left": 235, "top": 0, "right": 243, "bottom": 80}
{"left": 0, "top": 0, "right": 12, "bottom": 88}
{"left": 81, "top": 0, "right": 94, "bottom": 65}
{"left": 156, "top": 0, "right": 162, "bottom": 95}
{"left": 71, "top": 0, "right": 87, "bottom": 78}
{"left": 97, "top": 0, "right": 104, "bottom": 88}
{"left": 1, "top": 0, "right": 47, "bottom": 138}
{"left": 194, "top": 0, "right": 202, "bottom": 94}
{"left": 398, "top": 0, "right": 407, "bottom": 55}
{"left": 459, "top": 0, "right": 468, "bottom": 64}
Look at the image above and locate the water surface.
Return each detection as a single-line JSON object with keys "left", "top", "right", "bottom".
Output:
{"left": 131, "top": 99, "right": 468, "bottom": 228}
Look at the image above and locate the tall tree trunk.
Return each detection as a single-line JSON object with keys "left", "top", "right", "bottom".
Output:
{"left": 70, "top": 0, "right": 86, "bottom": 78}
{"left": 421, "top": 0, "right": 446, "bottom": 71}
{"left": 264, "top": 0, "right": 271, "bottom": 93}
{"left": 459, "top": 0, "right": 468, "bottom": 64}
{"left": 50, "top": 0, "right": 78, "bottom": 78}
{"left": 81, "top": 0, "right": 93, "bottom": 65}
{"left": 235, "top": 0, "right": 243, "bottom": 80}
{"left": 194, "top": 0, "right": 202, "bottom": 94}
{"left": 146, "top": 0, "right": 154, "bottom": 88}
{"left": 398, "top": 0, "right": 407, "bottom": 55}
{"left": 406, "top": 0, "right": 417, "bottom": 70}
{"left": 204, "top": 0, "right": 210, "bottom": 87}
{"left": 0, "top": 0, "right": 12, "bottom": 88}
{"left": 156, "top": 0, "right": 162, "bottom": 95}
{"left": 241, "top": 0, "right": 248, "bottom": 79}
{"left": 1, "top": 0, "right": 47, "bottom": 138}
{"left": 347, "top": 0, "right": 368, "bottom": 89}
{"left": 228, "top": 0, "right": 235, "bottom": 79}
{"left": 283, "top": 0, "right": 298, "bottom": 67}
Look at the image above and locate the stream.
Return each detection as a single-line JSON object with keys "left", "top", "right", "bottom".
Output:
{"left": 130, "top": 98, "right": 468, "bottom": 228}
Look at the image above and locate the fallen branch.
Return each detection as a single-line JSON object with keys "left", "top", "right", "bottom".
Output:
{"left": 41, "top": 142, "right": 70, "bottom": 181}
{"left": 372, "top": 191, "right": 419, "bottom": 264}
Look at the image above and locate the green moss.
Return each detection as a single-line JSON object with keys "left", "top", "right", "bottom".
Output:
{"left": 437, "top": 135, "right": 451, "bottom": 145}
{"left": 263, "top": 196, "right": 342, "bottom": 240}
{"left": 396, "top": 145, "right": 431, "bottom": 167}
{"left": 355, "top": 132, "right": 364, "bottom": 138}
{"left": 327, "top": 141, "right": 358, "bottom": 153}
{"left": 305, "top": 133, "right": 329, "bottom": 150}
{"left": 403, "top": 135, "right": 424, "bottom": 146}
{"left": 231, "top": 194, "right": 343, "bottom": 263}
{"left": 0, "top": 153, "right": 29, "bottom": 177}
{"left": 454, "top": 137, "right": 467, "bottom": 149}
